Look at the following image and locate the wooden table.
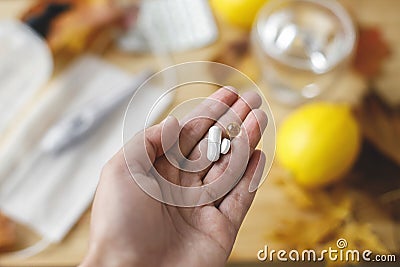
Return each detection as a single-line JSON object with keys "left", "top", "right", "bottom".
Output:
{"left": 1, "top": 0, "right": 399, "bottom": 266}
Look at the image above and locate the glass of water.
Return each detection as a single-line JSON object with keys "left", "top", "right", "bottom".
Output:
{"left": 252, "top": 0, "right": 356, "bottom": 104}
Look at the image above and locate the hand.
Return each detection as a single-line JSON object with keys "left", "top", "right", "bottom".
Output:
{"left": 80, "top": 87, "right": 268, "bottom": 267}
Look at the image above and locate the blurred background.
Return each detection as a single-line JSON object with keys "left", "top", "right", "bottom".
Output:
{"left": 0, "top": 0, "right": 399, "bottom": 266}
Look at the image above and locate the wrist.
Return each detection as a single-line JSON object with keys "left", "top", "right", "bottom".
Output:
{"left": 80, "top": 242, "right": 139, "bottom": 267}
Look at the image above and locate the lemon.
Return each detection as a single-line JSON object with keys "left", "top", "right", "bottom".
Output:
{"left": 210, "top": 0, "right": 268, "bottom": 29}
{"left": 277, "top": 103, "right": 361, "bottom": 188}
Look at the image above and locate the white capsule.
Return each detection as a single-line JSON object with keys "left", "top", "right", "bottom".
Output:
{"left": 220, "top": 138, "right": 231, "bottom": 154}
{"left": 207, "top": 142, "right": 220, "bottom": 162}
{"left": 207, "top": 126, "right": 222, "bottom": 162}
{"left": 208, "top": 126, "right": 222, "bottom": 142}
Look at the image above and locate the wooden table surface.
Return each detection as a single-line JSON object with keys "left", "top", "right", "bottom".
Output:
{"left": 1, "top": 0, "right": 399, "bottom": 266}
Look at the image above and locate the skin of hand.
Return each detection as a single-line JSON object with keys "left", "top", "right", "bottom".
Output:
{"left": 80, "top": 87, "right": 268, "bottom": 267}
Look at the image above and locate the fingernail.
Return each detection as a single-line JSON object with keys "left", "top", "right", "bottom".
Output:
{"left": 222, "top": 85, "right": 238, "bottom": 94}
{"left": 248, "top": 152, "right": 267, "bottom": 192}
{"left": 254, "top": 109, "right": 268, "bottom": 134}
{"left": 162, "top": 115, "right": 175, "bottom": 124}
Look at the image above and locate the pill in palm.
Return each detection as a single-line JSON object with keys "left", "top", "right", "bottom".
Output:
{"left": 226, "top": 122, "right": 241, "bottom": 138}
{"left": 220, "top": 138, "right": 231, "bottom": 154}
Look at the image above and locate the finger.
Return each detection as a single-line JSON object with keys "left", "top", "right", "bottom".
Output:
{"left": 217, "top": 91, "right": 262, "bottom": 134}
{"left": 179, "top": 86, "right": 238, "bottom": 157}
{"left": 122, "top": 116, "right": 179, "bottom": 174}
{"left": 202, "top": 109, "right": 268, "bottom": 185}
{"left": 218, "top": 150, "right": 266, "bottom": 231}
{"left": 180, "top": 91, "right": 262, "bottom": 186}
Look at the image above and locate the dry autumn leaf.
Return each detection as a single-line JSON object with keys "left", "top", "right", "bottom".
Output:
{"left": 353, "top": 27, "right": 391, "bottom": 78}
{"left": 21, "top": 0, "right": 136, "bottom": 54}
{"left": 0, "top": 212, "right": 16, "bottom": 251}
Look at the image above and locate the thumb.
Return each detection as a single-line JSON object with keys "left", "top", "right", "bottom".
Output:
{"left": 124, "top": 116, "right": 179, "bottom": 173}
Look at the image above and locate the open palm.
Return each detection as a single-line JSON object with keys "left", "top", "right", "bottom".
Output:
{"left": 81, "top": 87, "right": 268, "bottom": 267}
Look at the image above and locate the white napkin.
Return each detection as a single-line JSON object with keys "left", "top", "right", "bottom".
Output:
{"left": 0, "top": 55, "right": 170, "bottom": 248}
